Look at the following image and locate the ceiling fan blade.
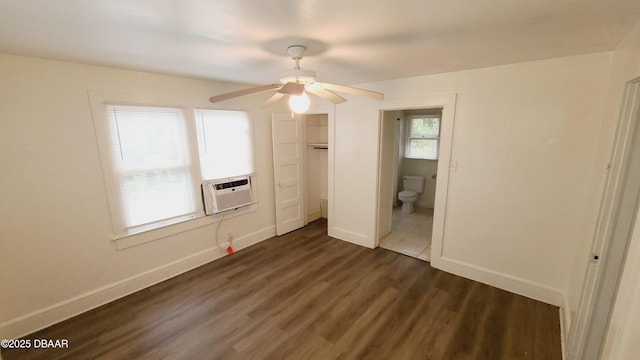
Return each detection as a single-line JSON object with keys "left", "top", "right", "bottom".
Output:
{"left": 262, "top": 92, "right": 285, "bottom": 107}
{"left": 306, "top": 84, "right": 346, "bottom": 104}
{"left": 209, "top": 83, "right": 281, "bottom": 103}
{"left": 278, "top": 82, "right": 305, "bottom": 96}
{"left": 318, "top": 82, "right": 384, "bottom": 100}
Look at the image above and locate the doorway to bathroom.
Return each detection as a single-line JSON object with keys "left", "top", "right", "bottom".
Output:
{"left": 377, "top": 108, "right": 441, "bottom": 261}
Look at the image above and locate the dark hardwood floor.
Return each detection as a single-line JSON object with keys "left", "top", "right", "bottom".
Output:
{"left": 3, "top": 219, "right": 562, "bottom": 359}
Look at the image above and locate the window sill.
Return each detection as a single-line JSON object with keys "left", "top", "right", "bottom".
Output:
{"left": 111, "top": 203, "right": 259, "bottom": 250}
{"left": 404, "top": 157, "right": 439, "bottom": 161}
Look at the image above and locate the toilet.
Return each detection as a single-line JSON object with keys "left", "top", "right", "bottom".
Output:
{"left": 398, "top": 175, "right": 425, "bottom": 214}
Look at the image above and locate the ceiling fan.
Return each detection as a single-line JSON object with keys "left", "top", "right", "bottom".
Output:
{"left": 208, "top": 45, "right": 384, "bottom": 112}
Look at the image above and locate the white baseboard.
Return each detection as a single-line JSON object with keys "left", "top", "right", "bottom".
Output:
{"left": 432, "top": 255, "right": 565, "bottom": 306}
{"left": 433, "top": 254, "right": 569, "bottom": 358}
{"left": 329, "top": 227, "right": 374, "bottom": 249}
{"left": 0, "top": 225, "right": 275, "bottom": 340}
{"left": 232, "top": 225, "right": 276, "bottom": 251}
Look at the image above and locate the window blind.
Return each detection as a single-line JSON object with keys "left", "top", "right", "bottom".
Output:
{"left": 196, "top": 109, "right": 255, "bottom": 180}
{"left": 106, "top": 105, "right": 195, "bottom": 233}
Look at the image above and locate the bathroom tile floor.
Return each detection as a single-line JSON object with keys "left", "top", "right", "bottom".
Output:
{"left": 379, "top": 206, "right": 433, "bottom": 262}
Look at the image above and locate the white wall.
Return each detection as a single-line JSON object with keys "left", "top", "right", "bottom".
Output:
{"left": 329, "top": 96, "right": 381, "bottom": 247}
{"left": 0, "top": 53, "right": 281, "bottom": 338}
{"left": 600, "top": 20, "right": 640, "bottom": 360}
{"left": 332, "top": 52, "right": 612, "bottom": 305}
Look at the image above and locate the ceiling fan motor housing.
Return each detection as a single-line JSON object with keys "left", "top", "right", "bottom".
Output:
{"left": 280, "top": 69, "right": 317, "bottom": 84}
{"left": 287, "top": 45, "right": 307, "bottom": 59}
{"left": 281, "top": 45, "right": 316, "bottom": 84}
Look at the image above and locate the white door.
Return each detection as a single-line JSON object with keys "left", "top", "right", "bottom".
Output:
{"left": 272, "top": 113, "right": 305, "bottom": 236}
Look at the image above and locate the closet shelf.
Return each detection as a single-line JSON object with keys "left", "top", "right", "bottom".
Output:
{"left": 308, "top": 143, "right": 328, "bottom": 150}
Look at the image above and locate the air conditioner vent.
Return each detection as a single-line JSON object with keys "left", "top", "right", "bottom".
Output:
{"left": 202, "top": 176, "right": 253, "bottom": 215}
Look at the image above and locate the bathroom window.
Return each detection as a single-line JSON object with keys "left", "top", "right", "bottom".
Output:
{"left": 405, "top": 116, "right": 440, "bottom": 160}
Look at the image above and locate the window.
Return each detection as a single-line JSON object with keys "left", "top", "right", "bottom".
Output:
{"left": 94, "top": 101, "right": 257, "bottom": 239}
{"left": 195, "top": 109, "right": 254, "bottom": 180}
{"left": 105, "top": 105, "right": 196, "bottom": 234}
{"left": 405, "top": 116, "right": 440, "bottom": 160}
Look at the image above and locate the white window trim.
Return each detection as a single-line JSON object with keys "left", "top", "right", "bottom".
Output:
{"left": 404, "top": 115, "right": 441, "bottom": 160}
{"left": 88, "top": 91, "right": 258, "bottom": 249}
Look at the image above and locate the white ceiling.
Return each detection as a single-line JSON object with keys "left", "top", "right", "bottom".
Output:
{"left": 1, "top": 0, "right": 639, "bottom": 86}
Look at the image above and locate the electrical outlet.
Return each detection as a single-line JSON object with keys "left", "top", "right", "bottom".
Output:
{"left": 227, "top": 232, "right": 233, "bottom": 243}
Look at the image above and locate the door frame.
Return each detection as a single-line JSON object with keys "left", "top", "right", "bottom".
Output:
{"left": 374, "top": 93, "right": 457, "bottom": 269}
{"left": 568, "top": 77, "right": 640, "bottom": 359}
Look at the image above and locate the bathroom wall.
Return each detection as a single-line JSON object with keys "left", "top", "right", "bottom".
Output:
{"left": 394, "top": 111, "right": 405, "bottom": 207}
{"left": 305, "top": 114, "right": 329, "bottom": 220}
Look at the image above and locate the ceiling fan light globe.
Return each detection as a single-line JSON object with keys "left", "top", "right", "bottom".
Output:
{"left": 289, "top": 92, "right": 310, "bottom": 113}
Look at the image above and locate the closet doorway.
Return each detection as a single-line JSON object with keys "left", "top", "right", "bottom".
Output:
{"left": 304, "top": 113, "right": 329, "bottom": 225}
{"left": 272, "top": 105, "right": 333, "bottom": 236}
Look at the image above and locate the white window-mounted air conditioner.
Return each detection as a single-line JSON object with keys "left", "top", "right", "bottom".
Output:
{"left": 202, "top": 176, "right": 253, "bottom": 215}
